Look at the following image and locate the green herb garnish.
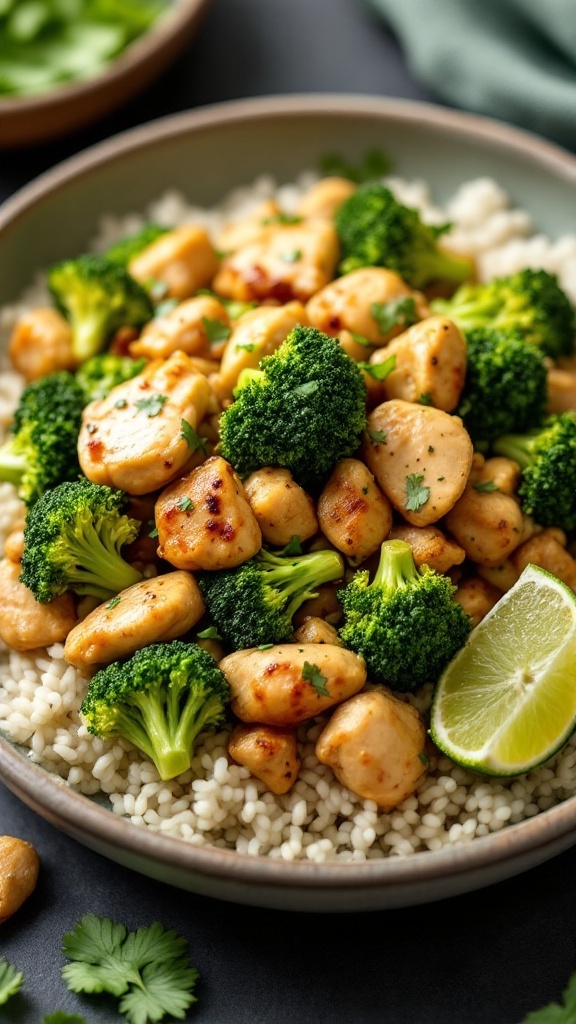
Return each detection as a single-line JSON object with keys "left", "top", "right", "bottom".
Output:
{"left": 405, "top": 473, "right": 430, "bottom": 512}
{"left": 302, "top": 661, "right": 330, "bottom": 696}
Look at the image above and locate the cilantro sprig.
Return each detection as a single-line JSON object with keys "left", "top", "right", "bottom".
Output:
{"left": 0, "top": 957, "right": 23, "bottom": 1006}
{"left": 180, "top": 419, "right": 208, "bottom": 454}
{"left": 405, "top": 473, "right": 430, "bottom": 513}
{"left": 371, "top": 297, "right": 418, "bottom": 335}
{"left": 302, "top": 661, "right": 329, "bottom": 696}
{"left": 524, "top": 971, "right": 576, "bottom": 1022}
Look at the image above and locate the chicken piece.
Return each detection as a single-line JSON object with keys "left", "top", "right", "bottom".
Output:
{"left": 388, "top": 523, "right": 466, "bottom": 574}
{"left": 477, "top": 561, "right": 520, "bottom": 594}
{"left": 454, "top": 575, "right": 502, "bottom": 626}
{"left": 155, "top": 455, "right": 262, "bottom": 571}
{"left": 212, "top": 220, "right": 339, "bottom": 304}
{"left": 292, "top": 584, "right": 343, "bottom": 627}
{"left": 214, "top": 300, "right": 308, "bottom": 400}
{"left": 305, "top": 267, "right": 430, "bottom": 346}
{"left": 128, "top": 225, "right": 219, "bottom": 300}
{"left": 243, "top": 467, "right": 318, "bottom": 548}
{"left": 228, "top": 722, "right": 301, "bottom": 795}
{"left": 0, "top": 558, "right": 77, "bottom": 651}
{"left": 317, "top": 458, "right": 393, "bottom": 565}
{"left": 0, "top": 836, "right": 40, "bottom": 924}
{"left": 63, "top": 571, "right": 205, "bottom": 670}
{"left": 78, "top": 350, "right": 212, "bottom": 495}
{"left": 547, "top": 366, "right": 576, "bottom": 414}
{"left": 3, "top": 527, "right": 24, "bottom": 563}
{"left": 8, "top": 307, "right": 76, "bottom": 380}
{"left": 361, "top": 399, "right": 473, "bottom": 527}
{"left": 220, "top": 642, "right": 366, "bottom": 726}
{"left": 315, "top": 687, "right": 427, "bottom": 810}
{"left": 369, "top": 316, "right": 467, "bottom": 412}
{"left": 444, "top": 460, "right": 526, "bottom": 568}
{"left": 296, "top": 176, "right": 357, "bottom": 220}
{"left": 216, "top": 199, "right": 281, "bottom": 253}
{"left": 510, "top": 528, "right": 576, "bottom": 592}
{"left": 293, "top": 617, "right": 342, "bottom": 646}
{"left": 129, "top": 295, "right": 230, "bottom": 361}
{"left": 478, "top": 456, "right": 521, "bottom": 496}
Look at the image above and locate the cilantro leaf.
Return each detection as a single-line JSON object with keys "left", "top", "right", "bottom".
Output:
{"left": 474, "top": 480, "right": 499, "bottom": 493}
{"left": 349, "top": 332, "right": 373, "bottom": 348}
{"left": 135, "top": 394, "right": 167, "bottom": 418}
{"left": 370, "top": 297, "right": 418, "bottom": 335}
{"left": 178, "top": 496, "right": 194, "bottom": 512}
{"left": 280, "top": 249, "right": 302, "bottom": 262}
{"left": 261, "top": 212, "right": 302, "bottom": 225}
{"left": 106, "top": 596, "right": 121, "bottom": 610}
{"left": 357, "top": 355, "right": 396, "bottom": 381}
{"left": 302, "top": 661, "right": 329, "bottom": 696}
{"left": 368, "top": 429, "right": 387, "bottom": 445}
{"left": 405, "top": 473, "right": 430, "bottom": 513}
{"left": 524, "top": 971, "right": 576, "bottom": 1023}
{"left": 61, "top": 915, "right": 199, "bottom": 1024}
{"left": 180, "top": 419, "right": 208, "bottom": 454}
{"left": 0, "top": 958, "right": 23, "bottom": 1005}
{"left": 44, "top": 1013, "right": 87, "bottom": 1024}
{"left": 417, "top": 392, "right": 433, "bottom": 406}
{"left": 201, "top": 316, "right": 231, "bottom": 345}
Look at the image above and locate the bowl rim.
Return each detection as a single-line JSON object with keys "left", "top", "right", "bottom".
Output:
{"left": 0, "top": 0, "right": 211, "bottom": 115}
{"left": 2, "top": 92, "right": 576, "bottom": 897}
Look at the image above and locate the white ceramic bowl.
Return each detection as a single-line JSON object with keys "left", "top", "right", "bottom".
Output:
{"left": 1, "top": 94, "right": 576, "bottom": 912}
{"left": 0, "top": 0, "right": 211, "bottom": 148}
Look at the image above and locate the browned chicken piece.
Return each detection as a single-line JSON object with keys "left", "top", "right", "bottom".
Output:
{"left": 369, "top": 316, "right": 467, "bottom": 412}
{"left": 215, "top": 199, "right": 281, "bottom": 253}
{"left": 220, "top": 643, "right": 366, "bottom": 726}
{"left": 317, "top": 458, "right": 393, "bottom": 565}
{"left": 293, "top": 584, "right": 343, "bottom": 627}
{"left": 128, "top": 225, "right": 219, "bottom": 300}
{"left": 361, "top": 399, "right": 473, "bottom": 527}
{"left": 228, "top": 722, "right": 301, "bottom": 795}
{"left": 295, "top": 176, "right": 357, "bottom": 220}
{"left": 3, "top": 527, "right": 24, "bottom": 563}
{"left": 305, "top": 267, "right": 430, "bottom": 346}
{"left": 546, "top": 366, "right": 576, "bottom": 414}
{"left": 0, "top": 836, "right": 40, "bottom": 923}
{"left": 454, "top": 576, "right": 502, "bottom": 626}
{"left": 212, "top": 220, "right": 339, "bottom": 304}
{"left": 155, "top": 455, "right": 262, "bottom": 571}
{"left": 388, "top": 523, "right": 466, "bottom": 574}
{"left": 63, "top": 571, "right": 205, "bottom": 671}
{"left": 477, "top": 560, "right": 521, "bottom": 594}
{"left": 476, "top": 455, "right": 521, "bottom": 495}
{"left": 243, "top": 467, "right": 318, "bottom": 548}
{"left": 510, "top": 528, "right": 576, "bottom": 592}
{"left": 9, "top": 307, "right": 76, "bottom": 380}
{"left": 444, "top": 457, "right": 527, "bottom": 568}
{"left": 0, "top": 558, "right": 77, "bottom": 651}
{"left": 213, "top": 301, "right": 308, "bottom": 400}
{"left": 129, "top": 295, "right": 230, "bottom": 361}
{"left": 315, "top": 688, "right": 428, "bottom": 810}
{"left": 78, "top": 351, "right": 212, "bottom": 495}
{"left": 293, "top": 617, "right": 342, "bottom": 646}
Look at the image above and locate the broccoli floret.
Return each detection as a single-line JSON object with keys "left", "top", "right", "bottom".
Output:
{"left": 20, "top": 477, "right": 143, "bottom": 603}
{"left": 105, "top": 223, "right": 169, "bottom": 267}
{"left": 334, "top": 182, "right": 472, "bottom": 288}
{"left": 338, "top": 539, "right": 472, "bottom": 692}
{"left": 80, "top": 640, "right": 230, "bottom": 781}
{"left": 0, "top": 371, "right": 84, "bottom": 507}
{"left": 199, "top": 547, "right": 345, "bottom": 649}
{"left": 493, "top": 412, "right": 576, "bottom": 534}
{"left": 75, "top": 353, "right": 148, "bottom": 403}
{"left": 47, "top": 253, "right": 154, "bottom": 363}
{"left": 456, "top": 327, "right": 548, "bottom": 447}
{"left": 218, "top": 325, "right": 367, "bottom": 491}
{"left": 431, "top": 268, "right": 576, "bottom": 360}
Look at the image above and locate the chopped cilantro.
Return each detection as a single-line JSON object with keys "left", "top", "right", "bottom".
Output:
{"left": 44, "top": 1013, "right": 87, "bottom": 1024}
{"left": 302, "top": 661, "right": 330, "bottom": 696}
{"left": 235, "top": 341, "right": 256, "bottom": 352}
{"left": 474, "top": 480, "right": 500, "bottom": 493}
{"left": 405, "top": 473, "right": 430, "bottom": 512}
{"left": 257, "top": 643, "right": 274, "bottom": 650}
{"left": 371, "top": 297, "right": 418, "bottom": 335}
{"left": 180, "top": 419, "right": 208, "bottom": 454}
{"left": 0, "top": 958, "right": 23, "bottom": 1006}
{"left": 202, "top": 317, "right": 231, "bottom": 345}
{"left": 261, "top": 212, "right": 302, "bottom": 225}
{"left": 368, "top": 429, "right": 387, "bottom": 445}
{"left": 524, "top": 970, "right": 576, "bottom": 1023}
{"left": 418, "top": 392, "right": 433, "bottom": 406}
{"left": 148, "top": 521, "right": 159, "bottom": 539}
{"left": 135, "top": 394, "right": 167, "bottom": 418}
{"left": 349, "top": 332, "right": 373, "bottom": 348}
{"left": 105, "top": 596, "right": 121, "bottom": 610}
{"left": 357, "top": 355, "right": 397, "bottom": 381}
{"left": 280, "top": 249, "right": 302, "bottom": 262}
{"left": 178, "top": 496, "right": 194, "bottom": 512}
{"left": 362, "top": 485, "right": 369, "bottom": 495}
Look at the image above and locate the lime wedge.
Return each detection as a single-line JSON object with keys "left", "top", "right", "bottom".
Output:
{"left": 429, "top": 563, "right": 576, "bottom": 776}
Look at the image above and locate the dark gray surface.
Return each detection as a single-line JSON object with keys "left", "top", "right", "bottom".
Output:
{"left": 1, "top": 1, "right": 575, "bottom": 1022}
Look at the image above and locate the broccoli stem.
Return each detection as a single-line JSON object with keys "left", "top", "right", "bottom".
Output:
{"left": 54, "top": 517, "right": 142, "bottom": 599}
{"left": 372, "top": 539, "right": 421, "bottom": 592}
{"left": 122, "top": 686, "right": 224, "bottom": 780}
{"left": 259, "top": 548, "right": 344, "bottom": 618}
{"left": 71, "top": 313, "right": 109, "bottom": 362}
{"left": 414, "top": 248, "right": 471, "bottom": 288}
{"left": 0, "top": 443, "right": 26, "bottom": 487}
{"left": 492, "top": 433, "right": 538, "bottom": 470}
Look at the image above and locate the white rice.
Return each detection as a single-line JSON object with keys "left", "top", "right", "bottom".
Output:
{"left": 2, "top": 170, "right": 576, "bottom": 862}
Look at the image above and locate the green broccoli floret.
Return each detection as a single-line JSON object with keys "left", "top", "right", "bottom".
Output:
{"left": 456, "top": 327, "right": 548, "bottom": 448}
{"left": 218, "top": 324, "right": 367, "bottom": 491}
{"left": 199, "top": 547, "right": 345, "bottom": 649}
{"left": 338, "top": 539, "right": 472, "bottom": 692}
{"left": 20, "top": 478, "right": 143, "bottom": 603}
{"left": 47, "top": 253, "right": 154, "bottom": 363}
{"left": 80, "top": 640, "right": 230, "bottom": 781}
{"left": 105, "top": 223, "right": 169, "bottom": 267}
{"left": 75, "top": 353, "right": 148, "bottom": 403}
{"left": 0, "top": 371, "right": 84, "bottom": 507}
{"left": 493, "top": 412, "right": 576, "bottom": 534}
{"left": 334, "top": 182, "right": 472, "bottom": 288}
{"left": 431, "top": 268, "right": 575, "bottom": 360}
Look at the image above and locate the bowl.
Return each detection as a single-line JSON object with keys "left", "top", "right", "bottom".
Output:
{"left": 2, "top": 94, "right": 576, "bottom": 913}
{"left": 0, "top": 0, "right": 212, "bottom": 149}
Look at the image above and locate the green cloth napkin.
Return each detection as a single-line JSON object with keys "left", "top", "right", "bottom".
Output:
{"left": 366, "top": 0, "right": 576, "bottom": 150}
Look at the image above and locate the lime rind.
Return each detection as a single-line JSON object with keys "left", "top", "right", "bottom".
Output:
{"left": 430, "top": 564, "right": 576, "bottom": 776}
